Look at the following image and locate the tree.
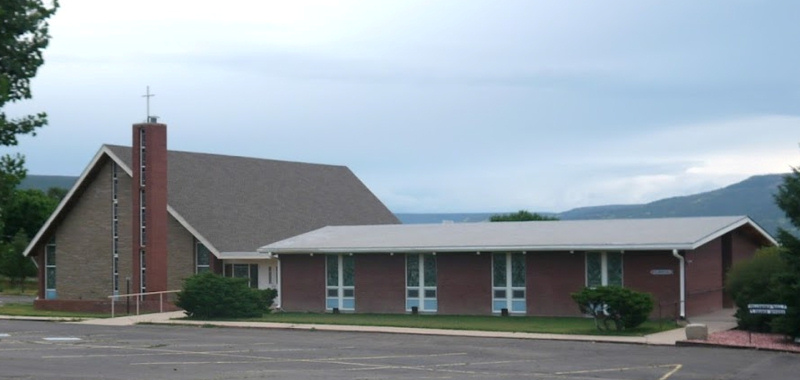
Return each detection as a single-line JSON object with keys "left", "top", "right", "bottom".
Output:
{"left": 0, "top": 230, "right": 36, "bottom": 290}
{"left": 490, "top": 210, "right": 559, "bottom": 222}
{"left": 771, "top": 165, "right": 800, "bottom": 338}
{"left": 725, "top": 246, "right": 788, "bottom": 332}
{"left": 1, "top": 188, "right": 59, "bottom": 240}
{"left": 0, "top": 0, "right": 59, "bottom": 234}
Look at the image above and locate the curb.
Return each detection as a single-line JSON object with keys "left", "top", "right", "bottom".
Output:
{"left": 676, "top": 339, "right": 800, "bottom": 354}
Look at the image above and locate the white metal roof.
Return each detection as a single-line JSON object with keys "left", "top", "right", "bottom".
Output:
{"left": 258, "top": 216, "right": 777, "bottom": 254}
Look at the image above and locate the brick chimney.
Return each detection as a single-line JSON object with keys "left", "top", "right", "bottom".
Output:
{"left": 131, "top": 121, "right": 168, "bottom": 298}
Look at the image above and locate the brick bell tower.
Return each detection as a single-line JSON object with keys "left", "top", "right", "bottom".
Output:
{"left": 131, "top": 116, "right": 168, "bottom": 298}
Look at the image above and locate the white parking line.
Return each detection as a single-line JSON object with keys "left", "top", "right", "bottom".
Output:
{"left": 43, "top": 337, "right": 81, "bottom": 342}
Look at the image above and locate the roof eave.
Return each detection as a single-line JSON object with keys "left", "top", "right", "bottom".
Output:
{"left": 261, "top": 243, "right": 696, "bottom": 255}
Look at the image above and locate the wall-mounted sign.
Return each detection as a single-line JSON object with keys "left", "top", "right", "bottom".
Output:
{"left": 650, "top": 269, "right": 673, "bottom": 275}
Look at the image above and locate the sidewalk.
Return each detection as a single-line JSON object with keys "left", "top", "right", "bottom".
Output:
{"left": 11, "top": 308, "right": 745, "bottom": 348}
{"left": 72, "top": 310, "right": 690, "bottom": 346}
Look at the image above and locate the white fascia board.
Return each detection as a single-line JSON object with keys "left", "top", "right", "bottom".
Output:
{"left": 690, "top": 216, "right": 778, "bottom": 249}
{"left": 166, "top": 205, "right": 221, "bottom": 259}
{"left": 23, "top": 146, "right": 117, "bottom": 257}
{"left": 267, "top": 243, "right": 695, "bottom": 255}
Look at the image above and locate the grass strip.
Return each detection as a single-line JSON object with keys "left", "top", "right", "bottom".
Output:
{"left": 234, "top": 313, "right": 676, "bottom": 336}
{"left": 0, "top": 303, "right": 111, "bottom": 319}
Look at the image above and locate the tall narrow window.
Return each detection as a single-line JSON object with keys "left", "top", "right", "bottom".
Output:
{"left": 45, "top": 237, "right": 56, "bottom": 299}
{"left": 492, "top": 252, "right": 526, "bottom": 314}
{"left": 139, "top": 189, "right": 146, "bottom": 246}
{"left": 586, "top": 252, "right": 623, "bottom": 287}
{"left": 111, "top": 163, "right": 120, "bottom": 296}
{"left": 195, "top": 241, "right": 210, "bottom": 273}
{"left": 406, "top": 253, "right": 437, "bottom": 312}
{"left": 140, "top": 249, "right": 146, "bottom": 296}
{"left": 326, "top": 254, "right": 355, "bottom": 311}
{"left": 139, "top": 127, "right": 146, "bottom": 186}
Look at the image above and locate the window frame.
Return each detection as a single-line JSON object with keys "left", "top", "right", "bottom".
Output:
{"left": 195, "top": 241, "right": 211, "bottom": 274}
{"left": 326, "top": 254, "right": 355, "bottom": 311}
{"left": 492, "top": 252, "right": 526, "bottom": 314}
{"left": 45, "top": 237, "right": 56, "bottom": 299}
{"left": 405, "top": 253, "right": 437, "bottom": 313}
{"left": 585, "top": 251, "right": 624, "bottom": 287}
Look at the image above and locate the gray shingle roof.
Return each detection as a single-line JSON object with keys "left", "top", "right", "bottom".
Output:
{"left": 105, "top": 145, "right": 398, "bottom": 253}
{"left": 258, "top": 216, "right": 776, "bottom": 254}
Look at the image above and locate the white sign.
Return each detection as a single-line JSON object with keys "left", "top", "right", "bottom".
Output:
{"left": 650, "top": 269, "right": 673, "bottom": 275}
{"left": 748, "top": 304, "right": 787, "bottom": 315}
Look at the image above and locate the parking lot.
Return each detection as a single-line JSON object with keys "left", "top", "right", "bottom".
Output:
{"left": 1, "top": 320, "right": 798, "bottom": 379}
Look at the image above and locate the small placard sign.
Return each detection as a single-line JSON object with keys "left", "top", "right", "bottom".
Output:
{"left": 650, "top": 269, "right": 673, "bottom": 275}
{"left": 748, "top": 304, "right": 787, "bottom": 315}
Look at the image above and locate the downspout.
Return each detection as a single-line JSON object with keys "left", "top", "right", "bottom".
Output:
{"left": 672, "top": 249, "right": 686, "bottom": 319}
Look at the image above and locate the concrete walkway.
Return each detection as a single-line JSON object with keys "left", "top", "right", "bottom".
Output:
{"left": 66, "top": 309, "right": 738, "bottom": 346}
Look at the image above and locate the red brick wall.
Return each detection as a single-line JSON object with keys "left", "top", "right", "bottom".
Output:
{"left": 132, "top": 123, "right": 169, "bottom": 297}
{"left": 686, "top": 237, "right": 723, "bottom": 316}
{"left": 528, "top": 252, "right": 585, "bottom": 316}
{"left": 623, "top": 251, "right": 681, "bottom": 319}
{"left": 280, "top": 254, "right": 325, "bottom": 312}
{"left": 437, "top": 252, "right": 491, "bottom": 315}
{"left": 732, "top": 230, "right": 759, "bottom": 262}
{"left": 355, "top": 254, "right": 405, "bottom": 313}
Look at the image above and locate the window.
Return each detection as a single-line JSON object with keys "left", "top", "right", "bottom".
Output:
{"left": 195, "top": 242, "right": 211, "bottom": 273}
{"left": 139, "top": 189, "right": 146, "bottom": 246}
{"left": 111, "top": 163, "right": 119, "bottom": 296}
{"left": 406, "top": 253, "right": 437, "bottom": 312}
{"left": 139, "top": 127, "right": 146, "bottom": 186}
{"left": 586, "top": 252, "right": 623, "bottom": 287}
{"left": 140, "top": 249, "right": 146, "bottom": 296}
{"left": 224, "top": 263, "right": 259, "bottom": 288}
{"left": 45, "top": 237, "right": 56, "bottom": 299}
{"left": 326, "top": 254, "right": 354, "bottom": 311}
{"left": 492, "top": 252, "right": 526, "bottom": 314}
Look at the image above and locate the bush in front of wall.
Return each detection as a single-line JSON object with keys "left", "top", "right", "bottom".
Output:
{"left": 571, "top": 286, "right": 654, "bottom": 331}
{"left": 176, "top": 272, "right": 267, "bottom": 319}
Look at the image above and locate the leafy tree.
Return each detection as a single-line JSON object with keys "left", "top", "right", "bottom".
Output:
{"left": 0, "top": 230, "right": 36, "bottom": 290}
{"left": 490, "top": 210, "right": 559, "bottom": 222}
{"left": 771, "top": 165, "right": 800, "bottom": 338}
{"left": 0, "top": 0, "right": 59, "bottom": 233}
{"left": 1, "top": 188, "right": 59, "bottom": 240}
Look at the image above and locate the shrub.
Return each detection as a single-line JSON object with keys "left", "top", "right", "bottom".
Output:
{"left": 571, "top": 286, "right": 654, "bottom": 331}
{"left": 176, "top": 272, "right": 268, "bottom": 319}
{"left": 258, "top": 288, "right": 279, "bottom": 311}
{"left": 725, "top": 246, "right": 788, "bottom": 332}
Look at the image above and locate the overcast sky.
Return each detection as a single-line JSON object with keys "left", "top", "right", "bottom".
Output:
{"left": 6, "top": 0, "right": 800, "bottom": 213}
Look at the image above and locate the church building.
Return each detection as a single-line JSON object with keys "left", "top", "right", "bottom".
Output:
{"left": 23, "top": 121, "right": 399, "bottom": 312}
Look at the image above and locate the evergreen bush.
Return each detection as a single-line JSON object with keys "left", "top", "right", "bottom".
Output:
{"left": 571, "top": 286, "right": 654, "bottom": 330}
{"left": 176, "top": 272, "right": 270, "bottom": 319}
{"left": 725, "top": 247, "right": 787, "bottom": 332}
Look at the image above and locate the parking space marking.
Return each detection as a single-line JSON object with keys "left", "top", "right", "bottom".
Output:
{"left": 556, "top": 363, "right": 683, "bottom": 379}
{"left": 43, "top": 337, "right": 81, "bottom": 341}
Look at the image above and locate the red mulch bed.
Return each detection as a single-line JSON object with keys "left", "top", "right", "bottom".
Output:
{"left": 684, "top": 330, "right": 800, "bottom": 353}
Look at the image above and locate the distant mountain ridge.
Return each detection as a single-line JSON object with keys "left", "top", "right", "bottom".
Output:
{"left": 396, "top": 173, "right": 792, "bottom": 237}
{"left": 22, "top": 173, "right": 791, "bottom": 237}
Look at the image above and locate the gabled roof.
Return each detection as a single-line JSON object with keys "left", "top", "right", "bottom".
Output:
{"left": 258, "top": 216, "right": 777, "bottom": 254}
{"left": 25, "top": 144, "right": 398, "bottom": 257}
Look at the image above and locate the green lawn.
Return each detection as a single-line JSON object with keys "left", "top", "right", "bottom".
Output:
{"left": 0, "top": 303, "right": 110, "bottom": 319}
{"left": 241, "top": 313, "right": 677, "bottom": 336}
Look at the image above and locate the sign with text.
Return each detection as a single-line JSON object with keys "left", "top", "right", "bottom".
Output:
{"left": 650, "top": 269, "right": 673, "bottom": 275}
{"left": 748, "top": 304, "right": 787, "bottom": 315}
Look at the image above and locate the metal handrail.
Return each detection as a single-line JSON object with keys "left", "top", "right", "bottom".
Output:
{"left": 108, "top": 289, "right": 180, "bottom": 318}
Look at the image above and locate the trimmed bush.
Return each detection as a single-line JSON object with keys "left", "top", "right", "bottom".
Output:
{"left": 176, "top": 272, "right": 271, "bottom": 319}
{"left": 726, "top": 246, "right": 789, "bottom": 332}
{"left": 571, "top": 286, "right": 654, "bottom": 331}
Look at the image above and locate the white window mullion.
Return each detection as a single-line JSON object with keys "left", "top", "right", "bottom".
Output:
{"left": 600, "top": 252, "right": 608, "bottom": 286}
